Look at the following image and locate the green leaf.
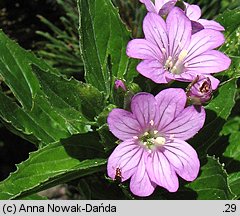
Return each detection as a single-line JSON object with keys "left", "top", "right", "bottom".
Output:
{"left": 186, "top": 156, "right": 235, "bottom": 200}
{"left": 0, "top": 30, "right": 105, "bottom": 146}
{"left": 0, "top": 133, "right": 107, "bottom": 200}
{"left": 217, "top": 9, "right": 240, "bottom": 79}
{"left": 190, "top": 79, "right": 237, "bottom": 157}
{"left": 0, "top": 30, "right": 56, "bottom": 110}
{"left": 228, "top": 172, "right": 240, "bottom": 199}
{"left": 221, "top": 117, "right": 240, "bottom": 164}
{"left": 78, "top": 0, "right": 132, "bottom": 96}
{"left": 220, "top": 117, "right": 240, "bottom": 198}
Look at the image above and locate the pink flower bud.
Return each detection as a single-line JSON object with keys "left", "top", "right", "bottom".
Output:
{"left": 187, "top": 76, "right": 212, "bottom": 105}
{"left": 114, "top": 80, "right": 126, "bottom": 91}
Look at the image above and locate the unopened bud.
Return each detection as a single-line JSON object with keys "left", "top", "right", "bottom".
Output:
{"left": 115, "top": 80, "right": 126, "bottom": 91}
{"left": 187, "top": 76, "right": 212, "bottom": 105}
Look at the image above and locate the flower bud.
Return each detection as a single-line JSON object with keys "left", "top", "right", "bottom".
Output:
{"left": 187, "top": 76, "right": 212, "bottom": 105}
{"left": 114, "top": 80, "right": 126, "bottom": 91}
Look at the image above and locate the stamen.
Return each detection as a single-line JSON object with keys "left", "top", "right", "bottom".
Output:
{"left": 133, "top": 136, "right": 138, "bottom": 140}
{"left": 154, "top": 137, "right": 166, "bottom": 146}
{"left": 161, "top": 47, "right": 166, "bottom": 53}
{"left": 153, "top": 130, "right": 158, "bottom": 135}
{"left": 149, "top": 120, "right": 154, "bottom": 126}
{"left": 178, "top": 49, "right": 188, "bottom": 61}
{"left": 144, "top": 132, "right": 149, "bottom": 136}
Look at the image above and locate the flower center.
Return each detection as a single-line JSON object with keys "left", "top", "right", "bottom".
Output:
{"left": 139, "top": 130, "right": 166, "bottom": 152}
{"left": 164, "top": 49, "right": 188, "bottom": 75}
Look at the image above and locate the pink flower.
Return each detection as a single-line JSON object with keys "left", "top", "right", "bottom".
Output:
{"left": 139, "top": 0, "right": 224, "bottom": 32}
{"left": 126, "top": 7, "right": 231, "bottom": 87}
{"left": 107, "top": 88, "right": 205, "bottom": 196}
{"left": 187, "top": 76, "right": 213, "bottom": 105}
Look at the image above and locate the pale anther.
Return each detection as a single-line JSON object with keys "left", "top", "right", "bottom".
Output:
{"left": 149, "top": 120, "right": 154, "bottom": 126}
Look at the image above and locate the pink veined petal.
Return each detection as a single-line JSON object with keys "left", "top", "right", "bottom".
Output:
{"left": 131, "top": 92, "right": 158, "bottom": 129}
{"left": 107, "top": 139, "right": 143, "bottom": 182}
{"left": 143, "top": 12, "right": 169, "bottom": 55}
{"left": 165, "top": 70, "right": 197, "bottom": 83}
{"left": 184, "top": 3, "right": 201, "bottom": 21}
{"left": 161, "top": 105, "right": 206, "bottom": 141}
{"left": 202, "top": 75, "right": 220, "bottom": 90}
{"left": 191, "top": 21, "right": 204, "bottom": 34}
{"left": 130, "top": 154, "right": 157, "bottom": 197}
{"left": 159, "top": 0, "right": 176, "bottom": 16}
{"left": 126, "top": 39, "right": 163, "bottom": 60}
{"left": 140, "top": 0, "right": 157, "bottom": 13}
{"left": 166, "top": 7, "right": 192, "bottom": 57}
{"left": 163, "top": 138, "right": 200, "bottom": 181}
{"left": 186, "top": 50, "right": 231, "bottom": 74}
{"left": 155, "top": 0, "right": 170, "bottom": 13}
{"left": 137, "top": 60, "right": 168, "bottom": 84}
{"left": 185, "top": 29, "right": 225, "bottom": 63}
{"left": 198, "top": 19, "right": 225, "bottom": 31}
{"left": 146, "top": 151, "right": 179, "bottom": 192}
{"left": 154, "top": 88, "right": 187, "bottom": 130}
{"left": 107, "top": 109, "right": 142, "bottom": 141}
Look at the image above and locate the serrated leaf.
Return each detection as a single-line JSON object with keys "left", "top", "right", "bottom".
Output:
{"left": 186, "top": 156, "right": 235, "bottom": 200}
{"left": 0, "top": 133, "right": 107, "bottom": 200}
{"left": 78, "top": 0, "right": 134, "bottom": 96}
{"left": 0, "top": 30, "right": 56, "bottom": 110}
{"left": 190, "top": 79, "right": 237, "bottom": 157}
{"left": 0, "top": 31, "right": 105, "bottom": 146}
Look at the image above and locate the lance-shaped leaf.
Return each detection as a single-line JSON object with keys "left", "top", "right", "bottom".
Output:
{"left": 0, "top": 30, "right": 105, "bottom": 146}
{"left": 78, "top": 0, "right": 137, "bottom": 96}
{"left": 0, "top": 133, "right": 107, "bottom": 200}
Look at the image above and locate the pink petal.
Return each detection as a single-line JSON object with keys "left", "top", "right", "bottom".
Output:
{"left": 107, "top": 139, "right": 143, "bottom": 181}
{"left": 185, "top": 29, "right": 225, "bottom": 62}
{"left": 146, "top": 151, "right": 179, "bottom": 192}
{"left": 131, "top": 92, "right": 158, "bottom": 129}
{"left": 166, "top": 7, "right": 192, "bottom": 57}
{"left": 161, "top": 105, "right": 206, "bottom": 141}
{"left": 154, "top": 88, "right": 187, "bottom": 130}
{"left": 107, "top": 109, "right": 141, "bottom": 141}
{"left": 203, "top": 75, "right": 219, "bottom": 90}
{"left": 137, "top": 60, "right": 168, "bottom": 84}
{"left": 163, "top": 138, "right": 200, "bottom": 181}
{"left": 186, "top": 50, "right": 231, "bottom": 73}
{"left": 140, "top": 0, "right": 157, "bottom": 13}
{"left": 159, "top": 1, "right": 176, "bottom": 16}
{"left": 155, "top": 0, "right": 170, "bottom": 13}
{"left": 143, "top": 12, "right": 169, "bottom": 55}
{"left": 185, "top": 3, "right": 201, "bottom": 21}
{"left": 198, "top": 19, "right": 225, "bottom": 31}
{"left": 130, "top": 154, "right": 156, "bottom": 196}
{"left": 126, "top": 39, "right": 163, "bottom": 60}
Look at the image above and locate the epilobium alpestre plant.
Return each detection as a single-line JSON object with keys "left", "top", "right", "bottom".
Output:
{"left": 0, "top": 0, "right": 239, "bottom": 200}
